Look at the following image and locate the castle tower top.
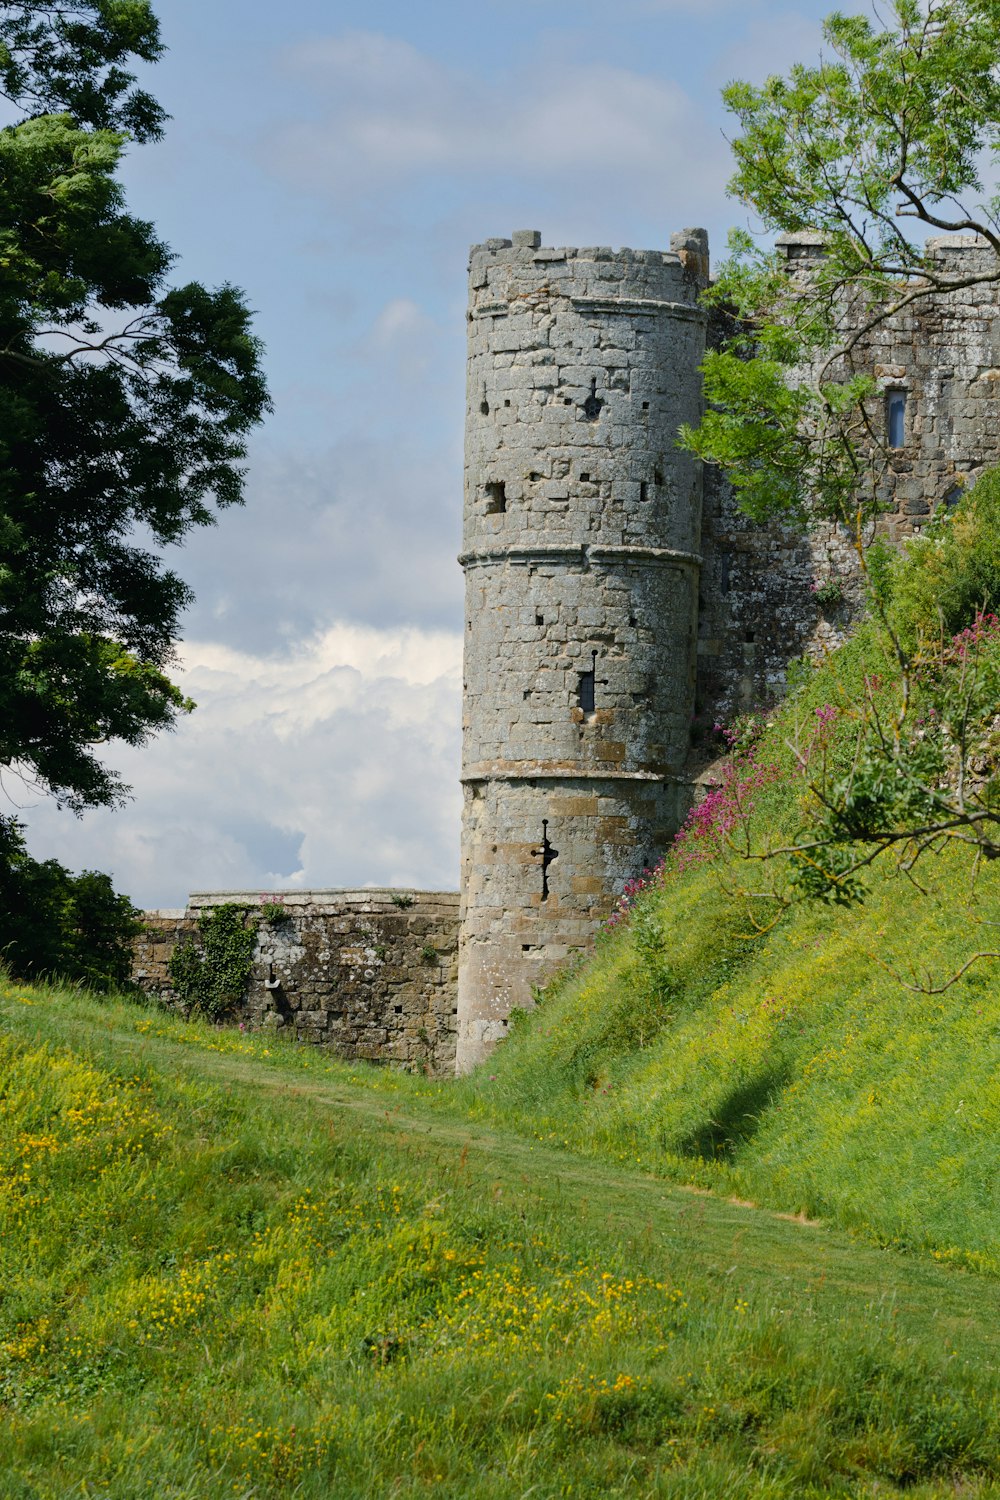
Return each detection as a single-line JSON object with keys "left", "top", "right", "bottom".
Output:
{"left": 467, "top": 228, "right": 710, "bottom": 299}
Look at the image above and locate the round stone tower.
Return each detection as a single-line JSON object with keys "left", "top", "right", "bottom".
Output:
{"left": 455, "top": 228, "right": 709, "bottom": 1073}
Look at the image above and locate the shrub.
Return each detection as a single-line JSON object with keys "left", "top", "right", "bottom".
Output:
{"left": 812, "top": 577, "right": 845, "bottom": 610}
{"left": 886, "top": 468, "right": 1000, "bottom": 643}
{"left": 168, "top": 904, "right": 257, "bottom": 1019}
{"left": 260, "top": 900, "right": 289, "bottom": 923}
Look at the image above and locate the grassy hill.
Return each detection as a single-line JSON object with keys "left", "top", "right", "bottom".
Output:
{"left": 449, "top": 494, "right": 1000, "bottom": 1285}
{"left": 456, "top": 624, "right": 1000, "bottom": 1279}
{"left": 3, "top": 978, "right": 1000, "bottom": 1497}
{"left": 6, "top": 498, "right": 1000, "bottom": 1495}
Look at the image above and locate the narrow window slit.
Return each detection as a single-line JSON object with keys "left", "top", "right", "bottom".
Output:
{"left": 534, "top": 819, "right": 559, "bottom": 902}
{"left": 577, "top": 649, "right": 605, "bottom": 717}
{"left": 639, "top": 481, "right": 648, "bottom": 503}
{"left": 887, "top": 390, "right": 907, "bottom": 449}
{"left": 485, "top": 481, "right": 506, "bottom": 513}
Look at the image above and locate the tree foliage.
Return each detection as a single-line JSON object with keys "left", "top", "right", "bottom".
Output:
{"left": 0, "top": 814, "right": 140, "bottom": 988}
{"left": 788, "top": 474, "right": 1000, "bottom": 904}
{"left": 0, "top": 2, "right": 166, "bottom": 140}
{"left": 673, "top": 475, "right": 1000, "bottom": 998}
{"left": 0, "top": 2, "right": 270, "bottom": 810}
{"left": 671, "top": 3, "right": 1000, "bottom": 990}
{"left": 784, "top": 610, "right": 1000, "bottom": 908}
{"left": 681, "top": 0, "right": 1000, "bottom": 527}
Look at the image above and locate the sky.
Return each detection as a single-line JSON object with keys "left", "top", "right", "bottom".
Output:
{"left": 15, "top": 0, "right": 838, "bottom": 909}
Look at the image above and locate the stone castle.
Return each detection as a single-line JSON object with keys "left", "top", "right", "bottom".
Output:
{"left": 136, "top": 226, "right": 1000, "bottom": 1073}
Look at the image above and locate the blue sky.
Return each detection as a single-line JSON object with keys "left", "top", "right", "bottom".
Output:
{"left": 18, "top": 0, "right": 837, "bottom": 907}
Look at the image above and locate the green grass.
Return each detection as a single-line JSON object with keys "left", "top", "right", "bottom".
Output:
{"left": 451, "top": 626, "right": 1000, "bottom": 1283}
{"left": 3, "top": 979, "right": 1000, "bottom": 1498}
{"left": 6, "top": 586, "right": 1000, "bottom": 1495}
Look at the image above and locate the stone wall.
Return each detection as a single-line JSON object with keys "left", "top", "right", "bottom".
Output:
{"left": 457, "top": 228, "right": 709, "bottom": 1070}
{"left": 697, "top": 232, "right": 1000, "bottom": 720}
{"left": 133, "top": 890, "right": 460, "bottom": 1074}
{"left": 696, "top": 466, "right": 853, "bottom": 721}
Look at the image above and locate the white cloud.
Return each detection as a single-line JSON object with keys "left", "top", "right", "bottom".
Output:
{"left": 263, "top": 31, "right": 731, "bottom": 227}
{"left": 16, "top": 623, "right": 463, "bottom": 910}
{"left": 171, "top": 431, "right": 464, "bottom": 656}
{"left": 368, "top": 297, "right": 436, "bottom": 351}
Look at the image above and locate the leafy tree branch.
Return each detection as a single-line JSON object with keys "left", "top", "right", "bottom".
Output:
{"left": 0, "top": 4, "right": 270, "bottom": 810}
{"left": 681, "top": 0, "right": 1000, "bottom": 530}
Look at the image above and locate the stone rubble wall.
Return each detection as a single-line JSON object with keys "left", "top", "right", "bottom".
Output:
{"left": 132, "top": 910, "right": 198, "bottom": 995}
{"left": 132, "top": 890, "right": 460, "bottom": 1074}
{"left": 697, "top": 233, "right": 1000, "bottom": 720}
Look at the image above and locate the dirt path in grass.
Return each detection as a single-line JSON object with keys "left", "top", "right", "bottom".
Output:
{"left": 6, "top": 995, "right": 1000, "bottom": 1366}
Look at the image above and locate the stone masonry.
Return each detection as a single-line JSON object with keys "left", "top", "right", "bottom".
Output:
{"left": 133, "top": 889, "right": 459, "bottom": 1074}
{"left": 138, "top": 227, "right": 1000, "bottom": 1077}
{"left": 456, "top": 229, "right": 709, "bottom": 1071}
{"left": 698, "top": 232, "right": 1000, "bottom": 720}
{"left": 456, "top": 226, "right": 1000, "bottom": 1070}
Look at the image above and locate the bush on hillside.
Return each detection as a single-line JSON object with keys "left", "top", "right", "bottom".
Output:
{"left": 0, "top": 817, "right": 141, "bottom": 989}
{"left": 686, "top": 474, "right": 1000, "bottom": 909}
{"left": 881, "top": 467, "right": 1000, "bottom": 643}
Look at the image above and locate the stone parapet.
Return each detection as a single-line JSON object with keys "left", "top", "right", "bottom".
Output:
{"left": 132, "top": 890, "right": 460, "bottom": 1074}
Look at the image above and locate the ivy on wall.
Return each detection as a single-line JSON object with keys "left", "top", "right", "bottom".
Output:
{"left": 168, "top": 903, "right": 257, "bottom": 1019}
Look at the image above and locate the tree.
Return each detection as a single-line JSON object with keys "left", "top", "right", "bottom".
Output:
{"left": 0, "top": 814, "right": 141, "bottom": 989}
{"left": 0, "top": 2, "right": 270, "bottom": 811}
{"left": 681, "top": 0, "right": 1000, "bottom": 529}
{"left": 675, "top": 1, "right": 1000, "bottom": 985}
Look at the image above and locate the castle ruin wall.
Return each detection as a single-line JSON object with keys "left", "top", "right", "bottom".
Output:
{"left": 135, "top": 230, "right": 1000, "bottom": 1079}
{"left": 133, "top": 889, "right": 459, "bottom": 1074}
{"left": 697, "top": 233, "right": 1000, "bottom": 719}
